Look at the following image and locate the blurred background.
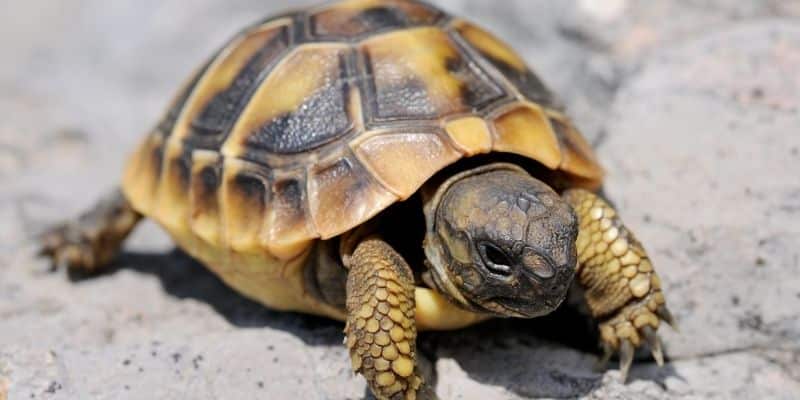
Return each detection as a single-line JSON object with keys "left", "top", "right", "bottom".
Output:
{"left": 1, "top": 1, "right": 799, "bottom": 399}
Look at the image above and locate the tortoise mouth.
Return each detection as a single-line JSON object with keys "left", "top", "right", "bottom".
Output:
{"left": 492, "top": 295, "right": 564, "bottom": 318}
{"left": 425, "top": 263, "right": 564, "bottom": 318}
{"left": 465, "top": 293, "right": 564, "bottom": 318}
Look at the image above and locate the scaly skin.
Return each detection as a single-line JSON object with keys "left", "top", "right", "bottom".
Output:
{"left": 39, "top": 188, "right": 141, "bottom": 271}
{"left": 344, "top": 238, "right": 423, "bottom": 400}
{"left": 563, "top": 189, "right": 676, "bottom": 380}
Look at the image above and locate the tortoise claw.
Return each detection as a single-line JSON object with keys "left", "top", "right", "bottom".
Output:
{"left": 618, "top": 340, "right": 634, "bottom": 382}
{"left": 596, "top": 342, "right": 613, "bottom": 370}
{"left": 37, "top": 225, "right": 68, "bottom": 256}
{"left": 596, "top": 292, "right": 676, "bottom": 380}
{"left": 36, "top": 221, "right": 92, "bottom": 271}
{"left": 416, "top": 383, "right": 441, "bottom": 400}
{"left": 657, "top": 305, "right": 679, "bottom": 331}
{"left": 642, "top": 326, "right": 664, "bottom": 366}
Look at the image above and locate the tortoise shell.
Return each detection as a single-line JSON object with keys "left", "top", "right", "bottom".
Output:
{"left": 122, "top": 0, "right": 603, "bottom": 263}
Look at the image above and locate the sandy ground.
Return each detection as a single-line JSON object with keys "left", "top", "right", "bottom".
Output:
{"left": 1, "top": 1, "right": 799, "bottom": 399}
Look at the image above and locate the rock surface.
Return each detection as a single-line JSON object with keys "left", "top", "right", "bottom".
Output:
{"left": 1, "top": 1, "right": 799, "bottom": 399}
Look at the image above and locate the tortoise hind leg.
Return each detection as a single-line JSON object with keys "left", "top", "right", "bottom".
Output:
{"left": 39, "top": 188, "right": 141, "bottom": 272}
{"left": 344, "top": 237, "right": 426, "bottom": 400}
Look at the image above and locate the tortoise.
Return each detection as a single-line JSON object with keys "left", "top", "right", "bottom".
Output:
{"left": 39, "top": 0, "right": 675, "bottom": 399}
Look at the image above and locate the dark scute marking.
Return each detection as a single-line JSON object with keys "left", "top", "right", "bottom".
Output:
{"left": 374, "top": 75, "right": 439, "bottom": 120}
{"left": 193, "top": 164, "right": 220, "bottom": 216}
{"left": 272, "top": 179, "right": 306, "bottom": 230}
{"left": 360, "top": 43, "right": 437, "bottom": 120}
{"left": 368, "top": 49, "right": 504, "bottom": 121}
{"left": 245, "top": 55, "right": 353, "bottom": 154}
{"left": 309, "top": 2, "right": 443, "bottom": 40}
{"left": 272, "top": 177, "right": 307, "bottom": 229}
{"left": 444, "top": 54, "right": 505, "bottom": 112}
{"left": 549, "top": 117, "right": 589, "bottom": 161}
{"left": 199, "top": 165, "right": 220, "bottom": 194}
{"left": 483, "top": 52, "right": 557, "bottom": 108}
{"left": 291, "top": 13, "right": 307, "bottom": 45}
{"left": 319, "top": 157, "right": 370, "bottom": 201}
{"left": 275, "top": 178, "right": 304, "bottom": 208}
{"left": 233, "top": 173, "right": 267, "bottom": 206}
{"left": 156, "top": 63, "right": 210, "bottom": 139}
{"left": 174, "top": 150, "right": 193, "bottom": 190}
{"left": 353, "top": 7, "right": 409, "bottom": 31}
{"left": 515, "top": 69, "right": 556, "bottom": 108}
{"left": 444, "top": 56, "right": 461, "bottom": 73}
{"left": 150, "top": 142, "right": 165, "bottom": 177}
{"left": 190, "top": 27, "right": 290, "bottom": 139}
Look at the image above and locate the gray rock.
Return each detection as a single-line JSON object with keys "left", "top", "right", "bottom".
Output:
{"left": 602, "top": 20, "right": 800, "bottom": 360}
{"left": 2, "top": 1, "right": 799, "bottom": 399}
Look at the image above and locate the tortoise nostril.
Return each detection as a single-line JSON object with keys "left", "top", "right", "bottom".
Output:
{"left": 479, "top": 242, "right": 514, "bottom": 276}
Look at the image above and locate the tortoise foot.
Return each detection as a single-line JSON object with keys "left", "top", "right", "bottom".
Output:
{"left": 563, "top": 188, "right": 677, "bottom": 382}
{"left": 38, "top": 189, "right": 140, "bottom": 272}
{"left": 596, "top": 292, "right": 677, "bottom": 381}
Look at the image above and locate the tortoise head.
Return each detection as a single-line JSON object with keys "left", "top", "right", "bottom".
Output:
{"left": 423, "top": 163, "right": 578, "bottom": 318}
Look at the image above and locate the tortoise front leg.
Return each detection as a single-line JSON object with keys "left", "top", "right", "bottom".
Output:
{"left": 39, "top": 188, "right": 141, "bottom": 272}
{"left": 562, "top": 189, "right": 676, "bottom": 381}
{"left": 344, "top": 237, "right": 424, "bottom": 400}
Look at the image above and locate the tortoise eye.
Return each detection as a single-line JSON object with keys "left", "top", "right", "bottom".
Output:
{"left": 479, "top": 242, "right": 513, "bottom": 276}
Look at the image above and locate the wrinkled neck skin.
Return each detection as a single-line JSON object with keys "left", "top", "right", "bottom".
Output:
{"left": 422, "top": 163, "right": 579, "bottom": 318}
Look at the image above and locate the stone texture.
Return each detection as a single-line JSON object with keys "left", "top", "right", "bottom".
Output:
{"left": 1, "top": 1, "right": 799, "bottom": 399}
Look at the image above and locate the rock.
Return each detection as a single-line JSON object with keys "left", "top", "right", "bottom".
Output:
{"left": 602, "top": 21, "right": 800, "bottom": 360}
{"left": 1, "top": 1, "right": 799, "bottom": 399}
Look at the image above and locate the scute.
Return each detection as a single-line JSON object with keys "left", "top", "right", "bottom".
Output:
{"left": 220, "top": 159, "right": 271, "bottom": 252}
{"left": 491, "top": 103, "right": 562, "bottom": 169}
{"left": 361, "top": 27, "right": 505, "bottom": 121}
{"left": 353, "top": 130, "right": 461, "bottom": 198}
{"left": 264, "top": 169, "right": 316, "bottom": 259}
{"left": 188, "top": 150, "right": 223, "bottom": 245}
{"left": 307, "top": 154, "right": 398, "bottom": 238}
{"left": 179, "top": 19, "right": 291, "bottom": 148}
{"left": 444, "top": 116, "right": 493, "bottom": 156}
{"left": 223, "top": 44, "right": 355, "bottom": 157}
{"left": 122, "top": 0, "right": 603, "bottom": 264}
{"left": 153, "top": 145, "right": 193, "bottom": 233}
{"left": 310, "top": 0, "right": 443, "bottom": 40}
{"left": 452, "top": 19, "right": 559, "bottom": 109}
{"left": 548, "top": 113, "right": 603, "bottom": 183}
{"left": 123, "top": 62, "right": 210, "bottom": 214}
